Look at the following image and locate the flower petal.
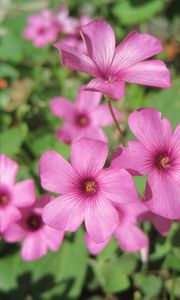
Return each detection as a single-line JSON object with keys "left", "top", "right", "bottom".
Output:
{"left": 115, "top": 223, "right": 148, "bottom": 252}
{"left": 39, "top": 150, "right": 77, "bottom": 194}
{"left": 0, "top": 206, "right": 21, "bottom": 232}
{"left": 92, "top": 104, "right": 121, "bottom": 126}
{"left": 70, "top": 139, "right": 108, "bottom": 177}
{"left": 120, "top": 60, "right": 171, "bottom": 88}
{"left": 111, "top": 31, "right": 163, "bottom": 73}
{"left": 50, "top": 97, "right": 75, "bottom": 121}
{"left": 21, "top": 233, "right": 47, "bottom": 261}
{"left": 79, "top": 126, "right": 108, "bottom": 143}
{"left": 55, "top": 124, "right": 79, "bottom": 144}
{"left": 144, "top": 170, "right": 180, "bottom": 219}
{"left": 13, "top": 179, "right": 36, "bottom": 207}
{"left": 43, "top": 194, "right": 86, "bottom": 232}
{"left": 111, "top": 142, "right": 152, "bottom": 176}
{"left": 54, "top": 41, "right": 98, "bottom": 77}
{"left": 128, "top": 108, "right": 173, "bottom": 151}
{"left": 85, "top": 196, "right": 119, "bottom": 243}
{"left": 0, "top": 155, "right": 18, "bottom": 187}
{"left": 152, "top": 215, "right": 172, "bottom": 236}
{"left": 81, "top": 19, "right": 115, "bottom": 74}
{"left": 42, "top": 225, "right": 64, "bottom": 251}
{"left": 85, "top": 232, "right": 110, "bottom": 255}
{"left": 84, "top": 78, "right": 125, "bottom": 100}
{"left": 76, "top": 88, "right": 102, "bottom": 111}
{"left": 98, "top": 167, "right": 138, "bottom": 203}
{"left": 3, "top": 223, "right": 25, "bottom": 242}
{"left": 170, "top": 124, "right": 180, "bottom": 159}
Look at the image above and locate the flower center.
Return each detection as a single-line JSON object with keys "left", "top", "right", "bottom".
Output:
{"left": 0, "top": 192, "right": 9, "bottom": 206}
{"left": 155, "top": 153, "right": 170, "bottom": 169}
{"left": 27, "top": 214, "right": 43, "bottom": 231}
{"left": 76, "top": 114, "right": 89, "bottom": 127}
{"left": 82, "top": 179, "right": 97, "bottom": 194}
{"left": 38, "top": 27, "right": 46, "bottom": 35}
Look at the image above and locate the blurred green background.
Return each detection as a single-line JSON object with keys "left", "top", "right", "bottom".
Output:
{"left": 0, "top": 0, "right": 180, "bottom": 299}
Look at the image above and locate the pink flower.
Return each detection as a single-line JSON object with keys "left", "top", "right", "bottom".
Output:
{"left": 23, "top": 9, "right": 59, "bottom": 47}
{"left": 55, "top": 19, "right": 171, "bottom": 100}
{"left": 85, "top": 200, "right": 149, "bottom": 255}
{"left": 40, "top": 139, "right": 138, "bottom": 243}
{"left": 55, "top": 5, "right": 79, "bottom": 35}
{"left": 0, "top": 155, "right": 35, "bottom": 232}
{"left": 112, "top": 108, "right": 180, "bottom": 219}
{"left": 4, "top": 195, "right": 64, "bottom": 261}
{"left": 50, "top": 87, "right": 121, "bottom": 144}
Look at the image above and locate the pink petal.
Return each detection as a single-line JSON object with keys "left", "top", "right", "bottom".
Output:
{"left": 115, "top": 223, "right": 148, "bottom": 252}
{"left": 43, "top": 194, "right": 86, "bottom": 232}
{"left": 140, "top": 245, "right": 149, "bottom": 263}
{"left": 21, "top": 233, "right": 47, "bottom": 261}
{"left": 55, "top": 124, "right": 79, "bottom": 144}
{"left": 171, "top": 124, "right": 180, "bottom": 159}
{"left": 0, "top": 155, "right": 18, "bottom": 187}
{"left": 13, "top": 179, "right": 36, "bottom": 207}
{"left": 111, "top": 142, "right": 152, "bottom": 176}
{"left": 76, "top": 88, "right": 102, "bottom": 111}
{"left": 98, "top": 167, "right": 138, "bottom": 203}
{"left": 70, "top": 139, "right": 108, "bottom": 177}
{"left": 81, "top": 19, "right": 115, "bottom": 74}
{"left": 152, "top": 215, "right": 172, "bottom": 236}
{"left": 79, "top": 126, "right": 108, "bottom": 143}
{"left": 0, "top": 206, "right": 21, "bottom": 232}
{"left": 50, "top": 97, "right": 75, "bottom": 121}
{"left": 39, "top": 150, "right": 76, "bottom": 194}
{"left": 85, "top": 232, "right": 110, "bottom": 255}
{"left": 3, "top": 223, "right": 25, "bottom": 242}
{"left": 144, "top": 171, "right": 180, "bottom": 219}
{"left": 92, "top": 104, "right": 121, "bottom": 126}
{"left": 85, "top": 196, "right": 119, "bottom": 243}
{"left": 111, "top": 31, "right": 163, "bottom": 73}
{"left": 54, "top": 42, "right": 98, "bottom": 77}
{"left": 84, "top": 78, "right": 125, "bottom": 100}
{"left": 42, "top": 225, "right": 64, "bottom": 251}
{"left": 120, "top": 60, "right": 171, "bottom": 88}
{"left": 128, "top": 108, "right": 173, "bottom": 151}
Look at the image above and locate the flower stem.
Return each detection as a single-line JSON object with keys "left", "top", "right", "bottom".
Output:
{"left": 106, "top": 96, "right": 125, "bottom": 145}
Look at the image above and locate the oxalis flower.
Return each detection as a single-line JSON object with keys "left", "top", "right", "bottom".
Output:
{"left": 55, "top": 19, "right": 171, "bottom": 100}
{"left": 112, "top": 108, "right": 180, "bottom": 219}
{"left": 85, "top": 200, "right": 149, "bottom": 255}
{"left": 40, "top": 139, "right": 138, "bottom": 243}
{"left": 4, "top": 194, "right": 64, "bottom": 261}
{"left": 50, "top": 87, "right": 121, "bottom": 144}
{"left": 0, "top": 155, "right": 35, "bottom": 232}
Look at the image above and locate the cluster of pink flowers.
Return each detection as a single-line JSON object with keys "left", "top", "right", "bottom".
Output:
{"left": 1, "top": 17, "right": 179, "bottom": 262}
{"left": 23, "top": 5, "right": 91, "bottom": 50}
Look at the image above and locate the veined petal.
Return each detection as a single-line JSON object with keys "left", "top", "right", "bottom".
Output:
{"left": 111, "top": 142, "right": 152, "bottom": 175}
{"left": 81, "top": 19, "right": 115, "bottom": 74}
{"left": 21, "top": 233, "right": 47, "bottom": 261}
{"left": 3, "top": 223, "right": 25, "bottom": 242}
{"left": 42, "top": 226, "right": 64, "bottom": 251}
{"left": 43, "top": 194, "right": 86, "bottom": 232}
{"left": 39, "top": 150, "right": 77, "bottom": 194}
{"left": 98, "top": 167, "right": 138, "bottom": 203}
{"left": 0, "top": 155, "right": 18, "bottom": 187}
{"left": 144, "top": 170, "right": 180, "bottom": 219}
{"left": 76, "top": 87, "right": 102, "bottom": 111}
{"left": 120, "top": 60, "right": 171, "bottom": 88}
{"left": 13, "top": 179, "right": 36, "bottom": 207}
{"left": 92, "top": 104, "right": 121, "bottom": 126}
{"left": 115, "top": 223, "right": 148, "bottom": 252}
{"left": 50, "top": 97, "right": 75, "bottom": 121}
{"left": 85, "top": 232, "right": 110, "bottom": 255}
{"left": 128, "top": 108, "right": 173, "bottom": 151}
{"left": 54, "top": 42, "right": 98, "bottom": 77}
{"left": 152, "top": 214, "right": 172, "bottom": 236}
{"left": 170, "top": 124, "right": 180, "bottom": 159}
{"left": 70, "top": 139, "right": 108, "bottom": 177}
{"left": 78, "top": 126, "right": 108, "bottom": 143}
{"left": 84, "top": 78, "right": 125, "bottom": 100}
{"left": 55, "top": 124, "right": 79, "bottom": 144}
{"left": 85, "top": 196, "right": 119, "bottom": 243}
{"left": 111, "top": 31, "right": 163, "bottom": 73}
{"left": 0, "top": 206, "right": 21, "bottom": 232}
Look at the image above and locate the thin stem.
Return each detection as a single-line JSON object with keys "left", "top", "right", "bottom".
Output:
{"left": 106, "top": 96, "right": 125, "bottom": 145}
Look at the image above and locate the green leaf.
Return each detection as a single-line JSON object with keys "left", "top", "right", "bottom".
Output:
{"left": 0, "top": 123, "right": 28, "bottom": 156}
{"left": 112, "top": 0, "right": 163, "bottom": 25}
{"left": 0, "top": 34, "right": 24, "bottom": 63}
{"left": 134, "top": 273, "right": 162, "bottom": 297}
